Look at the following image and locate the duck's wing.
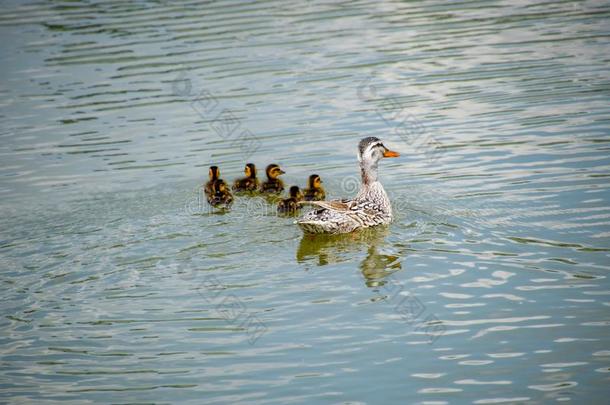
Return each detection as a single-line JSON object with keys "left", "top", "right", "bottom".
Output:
{"left": 297, "top": 199, "right": 352, "bottom": 212}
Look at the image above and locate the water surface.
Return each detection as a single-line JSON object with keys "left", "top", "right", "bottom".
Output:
{"left": 1, "top": 0, "right": 610, "bottom": 403}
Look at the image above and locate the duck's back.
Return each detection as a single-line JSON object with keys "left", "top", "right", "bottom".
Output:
{"left": 297, "top": 182, "right": 392, "bottom": 234}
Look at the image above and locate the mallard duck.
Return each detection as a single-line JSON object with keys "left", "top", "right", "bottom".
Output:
{"left": 233, "top": 163, "right": 259, "bottom": 192}
{"left": 207, "top": 179, "right": 233, "bottom": 208}
{"left": 204, "top": 165, "right": 221, "bottom": 195}
{"left": 297, "top": 137, "right": 400, "bottom": 234}
{"left": 260, "top": 163, "right": 285, "bottom": 193}
{"left": 303, "top": 174, "right": 325, "bottom": 201}
{"left": 277, "top": 186, "right": 303, "bottom": 214}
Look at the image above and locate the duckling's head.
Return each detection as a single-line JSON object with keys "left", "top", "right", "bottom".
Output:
{"left": 209, "top": 165, "right": 220, "bottom": 180}
{"left": 357, "top": 137, "right": 400, "bottom": 166}
{"left": 288, "top": 185, "right": 301, "bottom": 198}
{"left": 308, "top": 174, "right": 323, "bottom": 189}
{"left": 244, "top": 163, "right": 257, "bottom": 178}
{"left": 265, "top": 163, "right": 285, "bottom": 179}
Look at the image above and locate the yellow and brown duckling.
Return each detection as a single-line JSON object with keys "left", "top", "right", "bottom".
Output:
{"left": 303, "top": 174, "right": 325, "bottom": 201}
{"left": 204, "top": 165, "right": 221, "bottom": 196}
{"left": 277, "top": 186, "right": 303, "bottom": 214}
{"left": 207, "top": 179, "right": 233, "bottom": 208}
{"left": 260, "top": 163, "right": 285, "bottom": 194}
{"left": 233, "top": 163, "right": 259, "bottom": 192}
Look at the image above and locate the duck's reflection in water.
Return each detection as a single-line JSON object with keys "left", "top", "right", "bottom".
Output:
{"left": 296, "top": 227, "right": 402, "bottom": 287}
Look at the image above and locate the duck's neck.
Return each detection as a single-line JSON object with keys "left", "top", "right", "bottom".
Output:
{"left": 357, "top": 159, "right": 390, "bottom": 209}
{"left": 360, "top": 160, "right": 379, "bottom": 186}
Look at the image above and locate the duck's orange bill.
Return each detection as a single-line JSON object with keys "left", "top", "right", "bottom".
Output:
{"left": 383, "top": 149, "right": 400, "bottom": 158}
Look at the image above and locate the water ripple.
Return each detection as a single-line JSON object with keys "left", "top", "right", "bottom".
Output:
{"left": 1, "top": 0, "right": 609, "bottom": 403}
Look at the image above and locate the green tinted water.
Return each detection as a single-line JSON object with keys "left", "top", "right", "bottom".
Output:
{"left": 1, "top": 1, "right": 610, "bottom": 403}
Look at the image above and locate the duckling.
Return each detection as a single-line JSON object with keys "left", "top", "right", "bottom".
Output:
{"left": 204, "top": 165, "right": 221, "bottom": 196}
{"left": 277, "top": 186, "right": 303, "bottom": 214}
{"left": 260, "top": 163, "right": 285, "bottom": 194}
{"left": 207, "top": 179, "right": 233, "bottom": 208}
{"left": 233, "top": 163, "right": 259, "bottom": 192}
{"left": 303, "top": 174, "right": 325, "bottom": 201}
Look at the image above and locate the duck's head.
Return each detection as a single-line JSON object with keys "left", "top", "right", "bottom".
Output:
{"left": 244, "top": 163, "right": 257, "bottom": 178}
{"left": 308, "top": 174, "right": 323, "bottom": 189}
{"left": 288, "top": 185, "right": 301, "bottom": 198}
{"left": 266, "top": 163, "right": 285, "bottom": 179}
{"left": 358, "top": 137, "right": 399, "bottom": 184}
{"left": 358, "top": 137, "right": 400, "bottom": 165}
{"left": 209, "top": 165, "right": 220, "bottom": 180}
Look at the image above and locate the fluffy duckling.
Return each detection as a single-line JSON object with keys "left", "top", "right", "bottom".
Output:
{"left": 303, "top": 174, "right": 325, "bottom": 201}
{"left": 233, "top": 163, "right": 259, "bottom": 192}
{"left": 277, "top": 186, "right": 303, "bottom": 214}
{"left": 204, "top": 165, "right": 221, "bottom": 196}
{"left": 207, "top": 179, "right": 233, "bottom": 208}
{"left": 260, "top": 163, "right": 285, "bottom": 194}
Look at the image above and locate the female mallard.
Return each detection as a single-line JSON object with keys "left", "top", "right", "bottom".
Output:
{"left": 207, "top": 179, "right": 233, "bottom": 208}
{"left": 297, "top": 137, "right": 399, "bottom": 234}
{"left": 260, "top": 163, "right": 285, "bottom": 194}
{"left": 277, "top": 186, "right": 303, "bottom": 214}
{"left": 233, "top": 163, "right": 258, "bottom": 192}
{"left": 204, "top": 165, "right": 221, "bottom": 196}
{"left": 303, "top": 174, "right": 325, "bottom": 201}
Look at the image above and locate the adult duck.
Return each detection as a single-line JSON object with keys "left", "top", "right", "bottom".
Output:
{"left": 297, "top": 137, "right": 399, "bottom": 234}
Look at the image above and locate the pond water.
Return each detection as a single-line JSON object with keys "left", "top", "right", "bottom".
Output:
{"left": 1, "top": 0, "right": 610, "bottom": 403}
